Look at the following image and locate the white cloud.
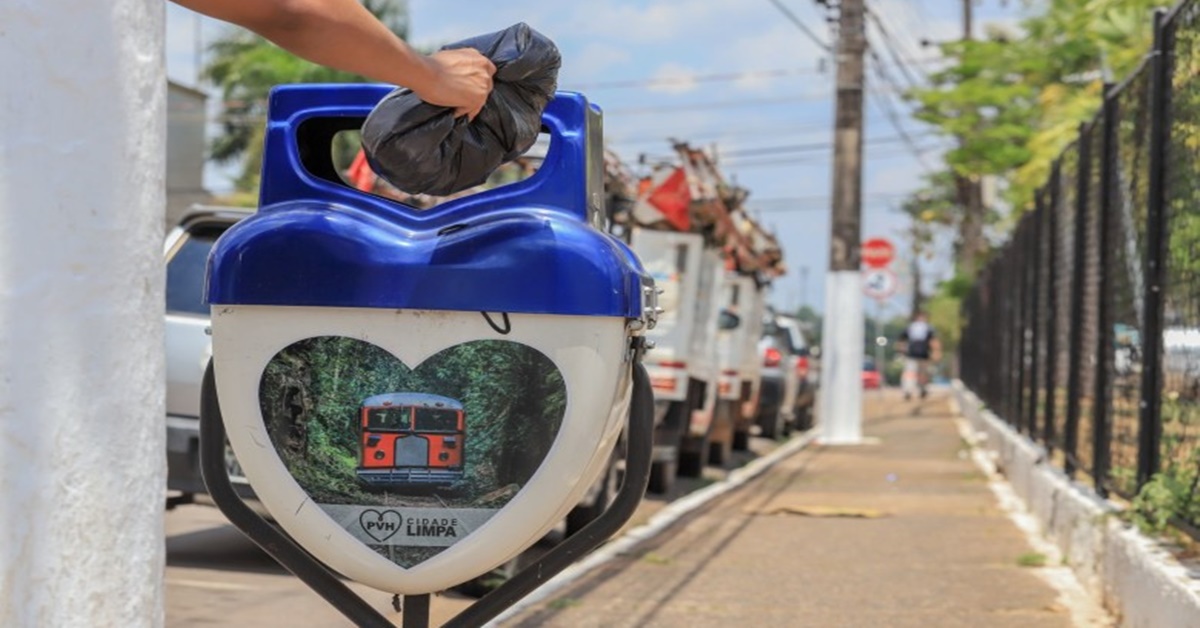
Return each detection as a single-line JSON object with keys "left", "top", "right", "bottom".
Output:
{"left": 725, "top": 22, "right": 831, "bottom": 93}
{"left": 566, "top": 43, "right": 633, "bottom": 82}
{"left": 563, "top": 0, "right": 746, "bottom": 43}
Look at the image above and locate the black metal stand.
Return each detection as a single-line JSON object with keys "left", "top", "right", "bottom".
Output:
{"left": 199, "top": 358, "right": 655, "bottom": 627}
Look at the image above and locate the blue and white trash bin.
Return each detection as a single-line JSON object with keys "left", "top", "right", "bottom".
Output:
{"left": 203, "top": 84, "right": 657, "bottom": 595}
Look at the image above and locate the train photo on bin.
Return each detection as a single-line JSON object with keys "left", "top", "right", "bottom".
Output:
{"left": 357, "top": 392, "right": 465, "bottom": 489}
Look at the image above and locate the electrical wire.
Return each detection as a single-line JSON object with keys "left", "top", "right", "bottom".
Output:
{"left": 717, "top": 132, "right": 940, "bottom": 159}
{"left": 565, "top": 67, "right": 823, "bottom": 91}
{"left": 864, "top": 52, "right": 938, "bottom": 173}
{"left": 864, "top": 7, "right": 926, "bottom": 91}
{"left": 745, "top": 194, "right": 912, "bottom": 213}
{"left": 605, "top": 93, "right": 831, "bottom": 115}
{"left": 765, "top": 0, "right": 833, "bottom": 52}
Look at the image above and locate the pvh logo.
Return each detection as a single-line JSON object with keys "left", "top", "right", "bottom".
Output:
{"left": 359, "top": 509, "right": 403, "bottom": 542}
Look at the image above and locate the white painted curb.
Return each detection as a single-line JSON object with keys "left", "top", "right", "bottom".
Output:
{"left": 953, "top": 381, "right": 1200, "bottom": 628}
{"left": 489, "top": 431, "right": 819, "bottom": 626}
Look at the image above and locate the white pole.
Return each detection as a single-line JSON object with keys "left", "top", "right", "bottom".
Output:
{"left": 874, "top": 299, "right": 886, "bottom": 396}
{"left": 1, "top": 2, "right": 166, "bottom": 625}
{"left": 818, "top": 271, "right": 864, "bottom": 444}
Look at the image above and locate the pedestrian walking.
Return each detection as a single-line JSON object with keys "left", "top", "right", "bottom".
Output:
{"left": 897, "top": 311, "right": 941, "bottom": 400}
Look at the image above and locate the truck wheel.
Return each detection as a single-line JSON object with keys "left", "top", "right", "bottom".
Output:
{"left": 795, "top": 406, "right": 814, "bottom": 431}
{"left": 760, "top": 411, "right": 783, "bottom": 440}
{"left": 732, "top": 429, "right": 751, "bottom": 451}
{"left": 678, "top": 434, "right": 706, "bottom": 478}
{"left": 681, "top": 446, "right": 705, "bottom": 477}
{"left": 708, "top": 436, "right": 733, "bottom": 467}
{"left": 648, "top": 459, "right": 676, "bottom": 494}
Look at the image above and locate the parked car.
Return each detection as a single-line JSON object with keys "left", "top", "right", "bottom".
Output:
{"left": 862, "top": 357, "right": 882, "bottom": 390}
{"left": 165, "top": 207, "right": 254, "bottom": 506}
{"left": 756, "top": 314, "right": 816, "bottom": 438}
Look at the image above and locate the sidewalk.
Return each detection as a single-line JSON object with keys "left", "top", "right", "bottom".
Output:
{"left": 502, "top": 389, "right": 1108, "bottom": 627}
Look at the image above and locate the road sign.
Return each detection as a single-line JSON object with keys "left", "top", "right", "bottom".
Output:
{"left": 863, "top": 268, "right": 898, "bottom": 300}
{"left": 861, "top": 237, "right": 895, "bottom": 268}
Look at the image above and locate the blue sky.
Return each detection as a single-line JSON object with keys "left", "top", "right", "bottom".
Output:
{"left": 165, "top": 0, "right": 1023, "bottom": 315}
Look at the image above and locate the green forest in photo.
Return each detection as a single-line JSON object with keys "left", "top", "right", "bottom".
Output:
{"left": 258, "top": 336, "right": 567, "bottom": 508}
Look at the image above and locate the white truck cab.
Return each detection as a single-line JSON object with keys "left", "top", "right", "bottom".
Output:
{"left": 712, "top": 272, "right": 766, "bottom": 461}
{"left": 631, "top": 228, "right": 723, "bottom": 492}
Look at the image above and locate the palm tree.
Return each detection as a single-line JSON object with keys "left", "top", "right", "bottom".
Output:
{"left": 204, "top": 0, "right": 410, "bottom": 195}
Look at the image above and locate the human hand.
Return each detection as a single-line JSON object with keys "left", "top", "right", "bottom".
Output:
{"left": 413, "top": 48, "right": 497, "bottom": 120}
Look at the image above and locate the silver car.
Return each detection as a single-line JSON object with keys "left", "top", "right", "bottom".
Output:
{"left": 755, "top": 314, "right": 815, "bottom": 438}
{"left": 164, "top": 208, "right": 253, "bottom": 506}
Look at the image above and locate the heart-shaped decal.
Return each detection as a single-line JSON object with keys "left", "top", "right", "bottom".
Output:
{"left": 359, "top": 509, "right": 403, "bottom": 543}
{"left": 258, "top": 337, "right": 566, "bottom": 568}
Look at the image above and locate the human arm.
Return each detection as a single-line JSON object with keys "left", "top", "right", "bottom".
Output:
{"left": 173, "top": 0, "right": 495, "bottom": 118}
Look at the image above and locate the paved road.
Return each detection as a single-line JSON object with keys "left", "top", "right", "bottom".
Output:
{"left": 164, "top": 436, "right": 784, "bottom": 626}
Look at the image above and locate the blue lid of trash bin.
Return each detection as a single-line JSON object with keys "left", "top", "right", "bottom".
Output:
{"left": 205, "top": 84, "right": 649, "bottom": 318}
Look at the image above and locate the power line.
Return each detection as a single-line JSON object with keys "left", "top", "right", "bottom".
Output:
{"left": 746, "top": 194, "right": 911, "bottom": 212}
{"left": 605, "top": 93, "right": 831, "bottom": 115}
{"left": 723, "top": 145, "right": 939, "bottom": 169}
{"left": 604, "top": 85, "right": 908, "bottom": 116}
{"left": 766, "top": 0, "right": 832, "bottom": 52}
{"left": 606, "top": 121, "right": 833, "bottom": 148}
{"left": 717, "top": 133, "right": 941, "bottom": 159}
{"left": 865, "top": 52, "right": 938, "bottom": 173}
{"left": 565, "top": 67, "right": 823, "bottom": 90}
{"left": 864, "top": 8, "right": 926, "bottom": 91}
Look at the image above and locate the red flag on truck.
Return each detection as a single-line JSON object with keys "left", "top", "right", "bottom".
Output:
{"left": 347, "top": 148, "right": 377, "bottom": 192}
{"left": 634, "top": 167, "right": 691, "bottom": 231}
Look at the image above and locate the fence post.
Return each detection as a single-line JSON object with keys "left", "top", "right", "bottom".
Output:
{"left": 1139, "top": 9, "right": 1170, "bottom": 488}
{"left": 1043, "top": 166, "right": 1061, "bottom": 455}
{"left": 1027, "top": 200, "right": 1043, "bottom": 436}
{"left": 1000, "top": 246, "right": 1013, "bottom": 422}
{"left": 1093, "top": 84, "right": 1117, "bottom": 498}
{"left": 1008, "top": 242, "right": 1022, "bottom": 426}
{"left": 1065, "top": 125, "right": 1092, "bottom": 479}
{"left": 1015, "top": 219, "right": 1029, "bottom": 431}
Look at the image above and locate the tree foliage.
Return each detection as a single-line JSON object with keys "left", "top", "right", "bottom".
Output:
{"left": 203, "top": 0, "right": 410, "bottom": 193}
{"left": 911, "top": 0, "right": 1171, "bottom": 216}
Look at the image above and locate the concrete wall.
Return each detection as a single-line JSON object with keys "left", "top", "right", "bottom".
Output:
{"left": 0, "top": 1, "right": 166, "bottom": 625}
{"left": 955, "top": 384, "right": 1200, "bottom": 628}
{"left": 166, "top": 81, "right": 211, "bottom": 229}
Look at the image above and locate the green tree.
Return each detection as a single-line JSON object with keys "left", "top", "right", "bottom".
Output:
{"left": 910, "top": 0, "right": 1171, "bottom": 270}
{"left": 204, "top": 0, "right": 411, "bottom": 194}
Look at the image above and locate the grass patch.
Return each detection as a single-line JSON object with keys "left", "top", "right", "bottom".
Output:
{"left": 640, "top": 551, "right": 673, "bottom": 565}
{"left": 547, "top": 597, "right": 581, "bottom": 610}
{"left": 1016, "top": 552, "right": 1047, "bottom": 568}
{"left": 960, "top": 470, "right": 987, "bottom": 482}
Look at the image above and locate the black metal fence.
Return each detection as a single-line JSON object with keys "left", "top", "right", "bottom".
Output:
{"left": 961, "top": 2, "right": 1200, "bottom": 532}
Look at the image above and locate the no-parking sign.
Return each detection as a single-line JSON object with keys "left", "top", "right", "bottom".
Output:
{"left": 863, "top": 269, "right": 898, "bottom": 300}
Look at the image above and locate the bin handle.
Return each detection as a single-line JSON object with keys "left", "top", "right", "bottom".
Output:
{"left": 258, "top": 85, "right": 600, "bottom": 228}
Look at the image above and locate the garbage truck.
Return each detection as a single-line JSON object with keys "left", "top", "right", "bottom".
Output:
{"left": 619, "top": 141, "right": 785, "bottom": 492}
{"left": 632, "top": 228, "right": 723, "bottom": 493}
{"left": 715, "top": 271, "right": 767, "bottom": 458}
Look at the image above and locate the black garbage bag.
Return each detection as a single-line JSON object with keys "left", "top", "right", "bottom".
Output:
{"left": 361, "top": 23, "right": 561, "bottom": 197}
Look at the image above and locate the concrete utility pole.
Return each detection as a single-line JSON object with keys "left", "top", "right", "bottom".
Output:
{"left": 818, "top": 0, "right": 867, "bottom": 444}
{"left": 1, "top": 1, "right": 166, "bottom": 625}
